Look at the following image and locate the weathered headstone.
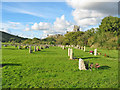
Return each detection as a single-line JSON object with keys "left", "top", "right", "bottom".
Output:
{"left": 68, "top": 48, "right": 70, "bottom": 56}
{"left": 84, "top": 46, "right": 86, "bottom": 52}
{"left": 29, "top": 46, "right": 32, "bottom": 53}
{"left": 79, "top": 58, "right": 86, "bottom": 70}
{"left": 70, "top": 49, "right": 73, "bottom": 60}
{"left": 94, "top": 49, "right": 97, "bottom": 56}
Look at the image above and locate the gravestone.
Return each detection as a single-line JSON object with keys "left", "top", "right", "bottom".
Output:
{"left": 62, "top": 46, "right": 65, "bottom": 50}
{"left": 79, "top": 58, "right": 86, "bottom": 70}
{"left": 68, "top": 48, "right": 70, "bottom": 56}
{"left": 84, "top": 46, "right": 86, "bottom": 52}
{"left": 81, "top": 46, "right": 83, "bottom": 50}
{"left": 94, "top": 49, "right": 97, "bottom": 56}
{"left": 18, "top": 45, "right": 21, "bottom": 49}
{"left": 34, "top": 46, "right": 36, "bottom": 52}
{"left": 77, "top": 45, "right": 79, "bottom": 48}
{"left": 37, "top": 46, "right": 39, "bottom": 51}
{"left": 70, "top": 49, "right": 73, "bottom": 60}
{"left": 29, "top": 46, "right": 32, "bottom": 53}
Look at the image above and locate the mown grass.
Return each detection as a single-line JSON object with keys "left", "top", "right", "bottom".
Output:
{"left": 2, "top": 45, "right": 118, "bottom": 88}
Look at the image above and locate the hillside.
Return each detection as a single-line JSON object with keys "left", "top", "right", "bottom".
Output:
{"left": 0, "top": 31, "right": 28, "bottom": 42}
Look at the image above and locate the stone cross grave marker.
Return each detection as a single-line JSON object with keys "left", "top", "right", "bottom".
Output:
{"left": 94, "top": 49, "right": 97, "bottom": 56}
{"left": 79, "top": 58, "right": 86, "bottom": 70}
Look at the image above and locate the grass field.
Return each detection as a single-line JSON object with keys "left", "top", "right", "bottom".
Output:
{"left": 2, "top": 45, "right": 118, "bottom": 88}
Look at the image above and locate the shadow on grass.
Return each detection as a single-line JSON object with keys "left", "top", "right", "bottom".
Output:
{"left": 0, "top": 63, "right": 22, "bottom": 67}
{"left": 98, "top": 66, "right": 111, "bottom": 70}
{"left": 81, "top": 57, "right": 100, "bottom": 59}
{"left": 3, "top": 48, "right": 18, "bottom": 50}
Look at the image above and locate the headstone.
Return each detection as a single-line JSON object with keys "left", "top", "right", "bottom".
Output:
{"left": 79, "top": 58, "right": 87, "bottom": 70}
{"left": 34, "top": 46, "right": 36, "bottom": 52}
{"left": 29, "top": 46, "right": 32, "bottom": 53}
{"left": 70, "top": 49, "right": 73, "bottom": 60}
{"left": 37, "top": 46, "right": 39, "bottom": 51}
{"left": 94, "top": 49, "right": 97, "bottom": 56}
{"left": 18, "top": 45, "right": 21, "bottom": 49}
{"left": 84, "top": 46, "right": 86, "bottom": 52}
{"left": 62, "top": 46, "right": 65, "bottom": 50}
{"left": 68, "top": 48, "right": 70, "bottom": 56}
{"left": 81, "top": 46, "right": 83, "bottom": 50}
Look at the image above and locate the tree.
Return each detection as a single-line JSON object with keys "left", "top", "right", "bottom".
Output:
{"left": 99, "top": 16, "right": 120, "bottom": 35}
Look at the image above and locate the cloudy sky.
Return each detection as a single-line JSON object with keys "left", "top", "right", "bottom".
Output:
{"left": 1, "top": 0, "right": 119, "bottom": 39}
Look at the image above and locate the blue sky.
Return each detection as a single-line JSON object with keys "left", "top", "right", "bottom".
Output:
{"left": 1, "top": 1, "right": 118, "bottom": 39}
{"left": 2, "top": 2, "right": 75, "bottom": 38}
{"left": 2, "top": 2, "right": 74, "bottom": 23}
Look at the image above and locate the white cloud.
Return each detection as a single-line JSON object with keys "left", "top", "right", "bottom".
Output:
{"left": 25, "top": 27, "right": 30, "bottom": 31}
{"left": 31, "top": 22, "right": 51, "bottom": 30}
{"left": 29, "top": 15, "right": 74, "bottom": 38}
{"left": 0, "top": 22, "right": 27, "bottom": 35}
{"left": 66, "top": 0, "right": 118, "bottom": 30}
{"left": 31, "top": 23, "right": 39, "bottom": 30}
{"left": 53, "top": 15, "right": 72, "bottom": 33}
{"left": 39, "top": 22, "right": 51, "bottom": 30}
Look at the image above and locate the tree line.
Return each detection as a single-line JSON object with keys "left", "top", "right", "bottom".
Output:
{"left": 4, "top": 16, "right": 119, "bottom": 50}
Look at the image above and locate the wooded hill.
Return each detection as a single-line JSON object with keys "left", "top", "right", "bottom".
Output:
{"left": 0, "top": 31, "right": 28, "bottom": 42}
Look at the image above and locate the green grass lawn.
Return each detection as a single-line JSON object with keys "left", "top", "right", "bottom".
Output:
{"left": 2, "top": 45, "right": 118, "bottom": 88}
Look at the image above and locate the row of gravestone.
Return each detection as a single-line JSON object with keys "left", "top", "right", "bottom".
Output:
{"left": 58, "top": 45, "right": 98, "bottom": 70}
{"left": 3, "top": 44, "right": 50, "bottom": 53}
{"left": 19, "top": 45, "right": 50, "bottom": 53}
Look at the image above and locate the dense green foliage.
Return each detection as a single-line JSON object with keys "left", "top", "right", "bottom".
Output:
{"left": 2, "top": 46, "right": 118, "bottom": 88}
{"left": 0, "top": 31, "right": 28, "bottom": 43}
{"left": 60, "top": 16, "right": 119, "bottom": 49}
